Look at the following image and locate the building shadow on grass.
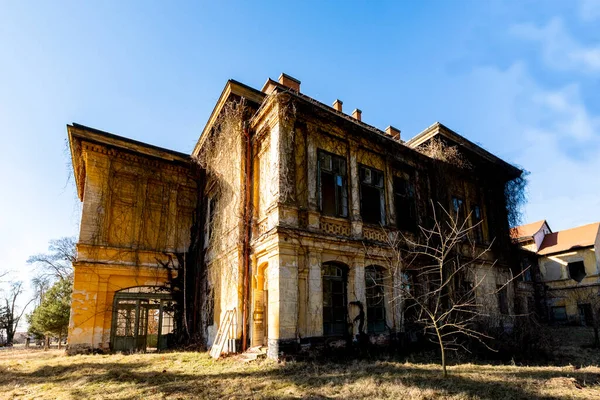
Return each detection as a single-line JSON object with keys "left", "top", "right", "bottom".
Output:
{"left": 3, "top": 357, "right": 599, "bottom": 399}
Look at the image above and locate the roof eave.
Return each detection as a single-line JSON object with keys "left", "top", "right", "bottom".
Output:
{"left": 193, "top": 79, "right": 266, "bottom": 157}
{"left": 407, "top": 122, "right": 522, "bottom": 179}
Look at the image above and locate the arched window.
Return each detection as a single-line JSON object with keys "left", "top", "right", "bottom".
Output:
{"left": 365, "top": 266, "right": 386, "bottom": 333}
{"left": 322, "top": 263, "right": 348, "bottom": 336}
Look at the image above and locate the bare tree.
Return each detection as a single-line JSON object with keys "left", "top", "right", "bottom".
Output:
{"left": 27, "top": 237, "right": 76, "bottom": 281}
{"left": 0, "top": 282, "right": 35, "bottom": 344}
{"left": 374, "top": 203, "right": 514, "bottom": 378}
{"left": 31, "top": 275, "right": 51, "bottom": 307}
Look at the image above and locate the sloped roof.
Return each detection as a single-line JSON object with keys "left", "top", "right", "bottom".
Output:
{"left": 538, "top": 222, "right": 600, "bottom": 256}
{"left": 406, "top": 122, "right": 522, "bottom": 179}
{"left": 510, "top": 220, "right": 548, "bottom": 240}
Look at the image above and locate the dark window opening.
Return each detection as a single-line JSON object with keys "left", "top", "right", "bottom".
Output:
{"left": 520, "top": 259, "right": 533, "bottom": 282}
{"left": 366, "top": 266, "right": 386, "bottom": 333}
{"left": 578, "top": 303, "right": 594, "bottom": 326}
{"left": 568, "top": 261, "right": 586, "bottom": 283}
{"left": 471, "top": 204, "right": 484, "bottom": 244}
{"left": 360, "top": 165, "right": 384, "bottom": 225}
{"left": 551, "top": 306, "right": 567, "bottom": 323}
{"left": 323, "top": 263, "right": 348, "bottom": 336}
{"left": 394, "top": 176, "right": 417, "bottom": 232}
{"left": 451, "top": 196, "right": 465, "bottom": 222}
{"left": 497, "top": 285, "right": 509, "bottom": 315}
{"left": 318, "top": 151, "right": 348, "bottom": 218}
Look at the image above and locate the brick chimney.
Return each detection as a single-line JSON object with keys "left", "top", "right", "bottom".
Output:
{"left": 278, "top": 73, "right": 301, "bottom": 92}
{"left": 352, "top": 109, "right": 362, "bottom": 121}
{"left": 332, "top": 99, "right": 343, "bottom": 112}
{"left": 385, "top": 125, "right": 401, "bottom": 140}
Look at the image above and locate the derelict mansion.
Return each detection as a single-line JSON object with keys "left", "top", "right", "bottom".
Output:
{"left": 66, "top": 73, "right": 523, "bottom": 357}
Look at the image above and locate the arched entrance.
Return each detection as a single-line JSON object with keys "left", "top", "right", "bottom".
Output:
{"left": 110, "top": 286, "right": 175, "bottom": 352}
{"left": 251, "top": 263, "right": 269, "bottom": 347}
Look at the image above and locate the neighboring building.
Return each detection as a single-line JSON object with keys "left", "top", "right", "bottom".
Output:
{"left": 67, "top": 73, "right": 523, "bottom": 357}
{"left": 512, "top": 221, "right": 600, "bottom": 324}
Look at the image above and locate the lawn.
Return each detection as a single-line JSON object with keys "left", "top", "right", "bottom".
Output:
{"left": 1, "top": 343, "right": 600, "bottom": 400}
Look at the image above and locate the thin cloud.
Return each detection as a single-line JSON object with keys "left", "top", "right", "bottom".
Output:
{"left": 510, "top": 17, "right": 600, "bottom": 73}
{"left": 579, "top": 0, "right": 600, "bottom": 22}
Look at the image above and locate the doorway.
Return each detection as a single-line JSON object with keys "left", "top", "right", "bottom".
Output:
{"left": 111, "top": 286, "right": 175, "bottom": 352}
{"left": 252, "top": 263, "right": 268, "bottom": 347}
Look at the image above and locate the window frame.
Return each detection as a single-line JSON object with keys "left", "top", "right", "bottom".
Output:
{"left": 365, "top": 266, "right": 387, "bottom": 334}
{"left": 470, "top": 203, "right": 484, "bottom": 244}
{"left": 322, "top": 263, "right": 348, "bottom": 336}
{"left": 317, "top": 150, "right": 348, "bottom": 218}
{"left": 393, "top": 173, "right": 417, "bottom": 232}
{"left": 359, "top": 164, "right": 385, "bottom": 225}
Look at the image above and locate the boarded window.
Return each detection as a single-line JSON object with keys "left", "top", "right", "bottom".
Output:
{"left": 394, "top": 175, "right": 417, "bottom": 232}
{"left": 359, "top": 165, "right": 385, "bottom": 225}
{"left": 318, "top": 151, "right": 348, "bottom": 218}
{"left": 323, "top": 263, "right": 347, "bottom": 336}
{"left": 568, "top": 261, "right": 586, "bottom": 283}
{"left": 471, "top": 204, "right": 484, "bottom": 244}
{"left": 365, "top": 266, "right": 386, "bottom": 333}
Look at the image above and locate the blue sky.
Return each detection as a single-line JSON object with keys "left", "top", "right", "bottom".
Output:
{"left": 1, "top": 1, "right": 600, "bottom": 310}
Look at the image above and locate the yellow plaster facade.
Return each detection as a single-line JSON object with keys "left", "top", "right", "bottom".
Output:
{"left": 68, "top": 73, "right": 523, "bottom": 357}
{"left": 67, "top": 124, "right": 196, "bottom": 353}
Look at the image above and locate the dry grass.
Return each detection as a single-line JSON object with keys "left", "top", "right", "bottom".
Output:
{"left": 1, "top": 345, "right": 600, "bottom": 400}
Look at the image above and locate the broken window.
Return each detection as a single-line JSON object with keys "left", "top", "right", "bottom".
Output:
{"left": 394, "top": 175, "right": 417, "bottom": 232}
{"left": 451, "top": 196, "right": 465, "bottom": 221}
{"left": 359, "top": 165, "right": 385, "bottom": 225}
{"left": 497, "top": 284, "right": 509, "bottom": 315}
{"left": 551, "top": 306, "right": 567, "bottom": 323}
{"left": 568, "top": 261, "right": 586, "bottom": 283}
{"left": 365, "top": 266, "right": 386, "bottom": 334}
{"left": 520, "top": 259, "right": 533, "bottom": 282}
{"left": 322, "top": 263, "right": 348, "bottom": 336}
{"left": 318, "top": 151, "right": 348, "bottom": 218}
{"left": 471, "top": 204, "right": 484, "bottom": 244}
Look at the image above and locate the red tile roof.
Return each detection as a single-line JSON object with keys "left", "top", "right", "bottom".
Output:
{"left": 510, "top": 220, "right": 547, "bottom": 240}
{"left": 537, "top": 223, "right": 600, "bottom": 256}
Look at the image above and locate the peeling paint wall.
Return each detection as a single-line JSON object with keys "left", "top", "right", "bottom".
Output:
{"left": 67, "top": 127, "right": 197, "bottom": 353}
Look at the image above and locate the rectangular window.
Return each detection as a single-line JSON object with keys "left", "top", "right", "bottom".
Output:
{"left": 471, "top": 204, "right": 484, "bottom": 244}
{"left": 497, "top": 284, "right": 509, "bottom": 315}
{"left": 521, "top": 259, "right": 532, "bottom": 282}
{"left": 323, "top": 264, "right": 347, "bottom": 336}
{"left": 359, "top": 165, "right": 385, "bottom": 225}
{"left": 551, "top": 306, "right": 567, "bottom": 322}
{"left": 366, "top": 267, "right": 386, "bottom": 333}
{"left": 451, "top": 196, "right": 465, "bottom": 222}
{"left": 318, "top": 151, "right": 348, "bottom": 218}
{"left": 394, "top": 176, "right": 417, "bottom": 232}
{"left": 578, "top": 303, "right": 593, "bottom": 326}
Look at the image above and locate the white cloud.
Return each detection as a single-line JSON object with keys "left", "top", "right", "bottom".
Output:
{"left": 510, "top": 17, "right": 600, "bottom": 73}
{"left": 437, "top": 61, "right": 600, "bottom": 230}
{"left": 580, "top": 0, "right": 600, "bottom": 22}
